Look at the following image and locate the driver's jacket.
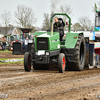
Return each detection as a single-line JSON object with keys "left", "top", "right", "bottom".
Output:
{"left": 53, "top": 22, "right": 61, "bottom": 30}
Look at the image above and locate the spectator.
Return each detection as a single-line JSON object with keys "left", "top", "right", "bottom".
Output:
{"left": 3, "top": 40, "right": 6, "bottom": 50}
{"left": 25, "top": 37, "right": 28, "bottom": 50}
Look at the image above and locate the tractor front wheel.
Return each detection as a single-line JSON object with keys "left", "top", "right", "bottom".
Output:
{"left": 24, "top": 52, "right": 31, "bottom": 71}
{"left": 58, "top": 53, "right": 66, "bottom": 73}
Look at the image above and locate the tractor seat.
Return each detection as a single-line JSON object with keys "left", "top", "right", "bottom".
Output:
{"left": 58, "top": 18, "right": 65, "bottom": 28}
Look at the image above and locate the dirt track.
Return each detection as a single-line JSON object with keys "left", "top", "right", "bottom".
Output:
{"left": 0, "top": 52, "right": 24, "bottom": 59}
{"left": 0, "top": 53, "right": 100, "bottom": 100}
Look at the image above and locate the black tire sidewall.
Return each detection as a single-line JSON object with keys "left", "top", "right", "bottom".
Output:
{"left": 58, "top": 53, "right": 66, "bottom": 73}
{"left": 24, "top": 52, "right": 31, "bottom": 71}
{"left": 75, "top": 35, "right": 85, "bottom": 71}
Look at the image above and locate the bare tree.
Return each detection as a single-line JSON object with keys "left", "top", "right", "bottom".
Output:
{"left": 59, "top": 4, "right": 73, "bottom": 22}
{"left": 41, "top": 13, "right": 50, "bottom": 31}
{"left": 60, "top": 4, "right": 73, "bottom": 15}
{"left": 58, "top": 4, "right": 73, "bottom": 31}
{"left": 50, "top": 1, "right": 73, "bottom": 31}
{"left": 50, "top": 0, "right": 61, "bottom": 16}
{"left": 78, "top": 16, "right": 94, "bottom": 31}
{"left": 72, "top": 23, "right": 83, "bottom": 31}
{"left": 1, "top": 10, "right": 11, "bottom": 27}
{"left": 15, "top": 5, "right": 36, "bottom": 28}
{"left": 1, "top": 10, "right": 11, "bottom": 34}
{"left": 50, "top": 0, "right": 65, "bottom": 17}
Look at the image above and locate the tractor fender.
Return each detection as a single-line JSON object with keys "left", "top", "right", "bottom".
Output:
{"left": 65, "top": 32, "right": 83, "bottom": 48}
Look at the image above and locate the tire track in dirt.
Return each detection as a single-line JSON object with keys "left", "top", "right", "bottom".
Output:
{"left": 0, "top": 66, "right": 100, "bottom": 100}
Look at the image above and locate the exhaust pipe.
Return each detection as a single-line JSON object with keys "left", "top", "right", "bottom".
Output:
{"left": 51, "top": 21, "right": 53, "bottom": 36}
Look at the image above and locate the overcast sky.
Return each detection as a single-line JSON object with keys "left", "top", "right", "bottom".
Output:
{"left": 0, "top": 0, "right": 99, "bottom": 28}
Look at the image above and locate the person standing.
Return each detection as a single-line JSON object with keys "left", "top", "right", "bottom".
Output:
{"left": 25, "top": 37, "right": 29, "bottom": 51}
{"left": 3, "top": 40, "right": 6, "bottom": 50}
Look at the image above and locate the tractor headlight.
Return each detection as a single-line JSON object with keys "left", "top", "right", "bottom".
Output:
{"left": 46, "top": 52, "right": 49, "bottom": 55}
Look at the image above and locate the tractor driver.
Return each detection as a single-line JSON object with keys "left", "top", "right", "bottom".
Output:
{"left": 53, "top": 17, "right": 61, "bottom": 30}
{"left": 53, "top": 17, "right": 64, "bottom": 41}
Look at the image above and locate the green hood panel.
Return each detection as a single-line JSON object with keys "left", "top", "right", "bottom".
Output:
{"left": 34, "top": 32, "right": 60, "bottom": 51}
{"left": 64, "top": 32, "right": 83, "bottom": 48}
{"left": 34, "top": 31, "right": 47, "bottom": 36}
{"left": 34, "top": 31, "right": 59, "bottom": 38}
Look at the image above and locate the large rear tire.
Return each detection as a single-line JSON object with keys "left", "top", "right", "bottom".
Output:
{"left": 58, "top": 53, "right": 66, "bottom": 73}
{"left": 67, "top": 34, "right": 86, "bottom": 71}
{"left": 24, "top": 52, "right": 31, "bottom": 71}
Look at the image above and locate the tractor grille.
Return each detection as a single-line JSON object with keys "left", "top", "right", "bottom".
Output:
{"left": 37, "top": 38, "right": 49, "bottom": 50}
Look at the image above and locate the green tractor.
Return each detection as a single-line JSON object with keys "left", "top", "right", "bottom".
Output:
{"left": 24, "top": 13, "right": 86, "bottom": 73}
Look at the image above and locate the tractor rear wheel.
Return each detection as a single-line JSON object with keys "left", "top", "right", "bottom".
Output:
{"left": 24, "top": 52, "right": 31, "bottom": 71}
{"left": 67, "top": 34, "right": 86, "bottom": 71}
{"left": 58, "top": 53, "right": 66, "bottom": 73}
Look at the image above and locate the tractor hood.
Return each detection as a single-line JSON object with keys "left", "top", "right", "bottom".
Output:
{"left": 36, "top": 32, "right": 50, "bottom": 38}
{"left": 34, "top": 31, "right": 59, "bottom": 38}
{"left": 34, "top": 31, "right": 60, "bottom": 51}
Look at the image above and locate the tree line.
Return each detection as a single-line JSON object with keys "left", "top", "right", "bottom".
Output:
{"left": 0, "top": 5, "right": 36, "bottom": 28}
{"left": 42, "top": 3, "right": 95, "bottom": 31}
{"left": 0, "top": 3, "right": 96, "bottom": 31}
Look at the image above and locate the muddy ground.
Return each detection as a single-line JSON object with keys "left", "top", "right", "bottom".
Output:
{"left": 0, "top": 52, "right": 24, "bottom": 59}
{"left": 0, "top": 52, "right": 100, "bottom": 100}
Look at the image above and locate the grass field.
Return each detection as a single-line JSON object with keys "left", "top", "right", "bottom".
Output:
{"left": 0, "top": 58, "right": 23, "bottom": 65}
{"left": 0, "top": 61, "right": 23, "bottom": 65}
{"left": 0, "top": 50, "right": 12, "bottom": 53}
{"left": 0, "top": 50, "right": 24, "bottom": 65}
